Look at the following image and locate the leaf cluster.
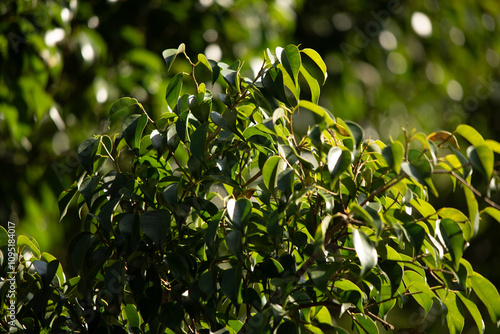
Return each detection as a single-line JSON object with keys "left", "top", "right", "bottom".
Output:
{"left": 2, "top": 44, "right": 500, "bottom": 334}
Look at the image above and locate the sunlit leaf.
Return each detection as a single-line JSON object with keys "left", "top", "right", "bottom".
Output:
{"left": 469, "top": 272, "right": 500, "bottom": 325}
{"left": 352, "top": 228, "right": 377, "bottom": 277}
{"left": 455, "top": 124, "right": 485, "bottom": 147}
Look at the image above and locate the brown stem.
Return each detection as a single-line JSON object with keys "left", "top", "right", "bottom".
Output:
{"left": 433, "top": 169, "right": 500, "bottom": 210}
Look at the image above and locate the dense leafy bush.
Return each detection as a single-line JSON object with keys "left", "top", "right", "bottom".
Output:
{"left": 2, "top": 44, "right": 500, "bottom": 333}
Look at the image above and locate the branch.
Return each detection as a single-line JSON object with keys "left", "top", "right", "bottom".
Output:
{"left": 433, "top": 169, "right": 500, "bottom": 210}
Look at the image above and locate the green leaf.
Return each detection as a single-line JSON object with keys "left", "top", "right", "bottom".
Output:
{"left": 277, "top": 45, "right": 301, "bottom": 85}
{"left": 468, "top": 272, "right": 500, "bottom": 325}
{"left": 58, "top": 184, "right": 78, "bottom": 222}
{"left": 226, "top": 230, "right": 242, "bottom": 256}
{"left": 140, "top": 210, "right": 171, "bottom": 247}
{"left": 485, "top": 139, "right": 500, "bottom": 154}
{"left": 482, "top": 207, "right": 500, "bottom": 223}
{"left": 438, "top": 218, "right": 464, "bottom": 270}
{"left": 403, "top": 270, "right": 434, "bottom": 316}
{"left": 262, "top": 156, "right": 283, "bottom": 192}
{"left": 77, "top": 138, "right": 98, "bottom": 174}
{"left": 451, "top": 148, "right": 472, "bottom": 180}
{"left": 199, "top": 270, "right": 215, "bottom": 297}
{"left": 345, "top": 121, "right": 364, "bottom": 149}
{"left": 162, "top": 43, "right": 185, "bottom": 71}
{"left": 301, "top": 48, "right": 327, "bottom": 84}
{"left": 353, "top": 313, "right": 379, "bottom": 334}
{"left": 190, "top": 122, "right": 208, "bottom": 162}
{"left": 123, "top": 304, "right": 141, "bottom": 329}
{"left": 464, "top": 180, "right": 480, "bottom": 238}
{"left": 456, "top": 291, "right": 485, "bottom": 334}
{"left": 299, "top": 65, "right": 320, "bottom": 104}
{"left": 437, "top": 207, "right": 468, "bottom": 222}
{"left": 98, "top": 197, "right": 121, "bottom": 231}
{"left": 327, "top": 146, "right": 351, "bottom": 181}
{"left": 221, "top": 266, "right": 243, "bottom": 304}
{"left": 467, "top": 144, "right": 494, "bottom": 180}
{"left": 165, "top": 73, "right": 183, "bottom": 112}
{"left": 455, "top": 124, "right": 485, "bottom": 147}
{"left": 109, "top": 97, "right": 142, "bottom": 130}
{"left": 17, "top": 235, "right": 41, "bottom": 258}
{"left": 298, "top": 100, "right": 335, "bottom": 126}
{"left": 352, "top": 228, "right": 377, "bottom": 277}
{"left": 435, "top": 289, "right": 464, "bottom": 334}
{"left": 227, "top": 198, "right": 252, "bottom": 231}
{"left": 122, "top": 114, "right": 148, "bottom": 151}
{"left": 277, "top": 320, "right": 298, "bottom": 334}
{"left": 382, "top": 140, "right": 404, "bottom": 174}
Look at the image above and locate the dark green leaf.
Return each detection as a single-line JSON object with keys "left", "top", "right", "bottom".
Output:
{"left": 140, "top": 210, "right": 170, "bottom": 247}
{"left": 277, "top": 45, "right": 301, "bottom": 85}
{"left": 438, "top": 218, "right": 464, "bottom": 270}
{"left": 165, "top": 73, "right": 183, "bottom": 112}
{"left": 78, "top": 138, "right": 98, "bottom": 174}
{"left": 122, "top": 114, "right": 148, "bottom": 151}
{"left": 190, "top": 122, "right": 208, "bottom": 162}
{"left": 467, "top": 144, "right": 494, "bottom": 180}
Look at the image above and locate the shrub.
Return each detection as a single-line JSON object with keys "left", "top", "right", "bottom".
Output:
{"left": 2, "top": 44, "right": 500, "bottom": 333}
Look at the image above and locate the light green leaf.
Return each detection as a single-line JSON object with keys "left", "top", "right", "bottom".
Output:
{"left": 481, "top": 207, "right": 500, "bottom": 223}
{"left": 455, "top": 124, "right": 485, "bottom": 147}
{"left": 352, "top": 228, "right": 377, "bottom": 277}
{"left": 464, "top": 179, "right": 480, "bottom": 238}
{"left": 327, "top": 146, "right": 351, "bottom": 181}
{"left": 298, "top": 100, "right": 335, "bottom": 126}
{"left": 456, "top": 291, "right": 485, "bottom": 334}
{"left": 403, "top": 270, "right": 434, "bottom": 316}
{"left": 485, "top": 139, "right": 500, "bottom": 154}
{"left": 301, "top": 48, "right": 327, "bottom": 84}
{"left": 469, "top": 272, "right": 500, "bottom": 325}
{"left": 382, "top": 140, "right": 404, "bottom": 174}
{"left": 353, "top": 313, "right": 379, "bottom": 334}
{"left": 17, "top": 235, "right": 41, "bottom": 258}
{"left": 436, "top": 289, "right": 464, "bottom": 334}
{"left": 437, "top": 207, "right": 468, "bottom": 222}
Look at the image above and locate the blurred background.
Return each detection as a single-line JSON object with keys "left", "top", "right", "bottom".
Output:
{"left": 1, "top": 0, "right": 499, "bottom": 332}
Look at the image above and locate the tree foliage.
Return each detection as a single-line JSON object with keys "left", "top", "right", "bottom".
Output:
{"left": 2, "top": 44, "right": 500, "bottom": 333}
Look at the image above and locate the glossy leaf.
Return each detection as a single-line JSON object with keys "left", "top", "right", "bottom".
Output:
{"left": 122, "top": 114, "right": 148, "bottom": 151}
{"left": 301, "top": 48, "right": 327, "bottom": 84}
{"left": 298, "top": 100, "right": 335, "bottom": 126}
{"left": 165, "top": 73, "right": 183, "bottom": 112}
{"left": 227, "top": 198, "right": 252, "bottom": 231}
{"left": 469, "top": 272, "right": 500, "bottom": 324}
{"left": 438, "top": 218, "right": 464, "bottom": 270}
{"left": 163, "top": 43, "right": 185, "bottom": 71}
{"left": 327, "top": 146, "right": 351, "bottom": 181}
{"left": 456, "top": 124, "right": 484, "bottom": 146}
{"left": 277, "top": 45, "right": 301, "bottom": 85}
{"left": 352, "top": 228, "right": 377, "bottom": 277}
{"left": 467, "top": 144, "right": 494, "bottom": 180}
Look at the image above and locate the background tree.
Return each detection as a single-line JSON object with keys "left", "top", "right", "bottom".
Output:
{"left": 1, "top": 0, "right": 500, "bottom": 332}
